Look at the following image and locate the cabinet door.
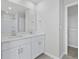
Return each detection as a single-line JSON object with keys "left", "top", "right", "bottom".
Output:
{"left": 32, "top": 36, "right": 44, "bottom": 59}
{"left": 19, "top": 44, "right": 31, "bottom": 59}
{"left": 2, "top": 48, "right": 19, "bottom": 59}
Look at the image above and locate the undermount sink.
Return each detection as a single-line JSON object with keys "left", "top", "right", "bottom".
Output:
{"left": 7, "top": 33, "right": 23, "bottom": 38}
{"left": 8, "top": 35, "right": 22, "bottom": 38}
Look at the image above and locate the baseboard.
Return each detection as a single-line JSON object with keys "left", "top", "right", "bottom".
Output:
{"left": 44, "top": 52, "right": 60, "bottom": 59}
{"left": 68, "top": 44, "right": 78, "bottom": 48}
{"left": 59, "top": 52, "right": 66, "bottom": 59}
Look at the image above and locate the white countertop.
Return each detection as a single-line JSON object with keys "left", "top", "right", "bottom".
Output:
{"left": 1, "top": 32, "right": 45, "bottom": 43}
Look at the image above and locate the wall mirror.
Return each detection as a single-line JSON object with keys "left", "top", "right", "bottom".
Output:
{"left": 1, "top": 0, "right": 36, "bottom": 36}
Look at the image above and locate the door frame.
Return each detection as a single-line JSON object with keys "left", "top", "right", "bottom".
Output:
{"left": 64, "top": 2, "right": 78, "bottom": 55}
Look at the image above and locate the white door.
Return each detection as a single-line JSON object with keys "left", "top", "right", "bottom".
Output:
{"left": 2, "top": 48, "right": 19, "bottom": 59}
{"left": 19, "top": 44, "right": 31, "bottom": 59}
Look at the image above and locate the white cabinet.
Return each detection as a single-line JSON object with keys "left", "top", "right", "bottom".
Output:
{"left": 2, "top": 47, "right": 19, "bottom": 59}
{"left": 2, "top": 44, "right": 31, "bottom": 59}
{"left": 2, "top": 39, "right": 31, "bottom": 59}
{"left": 19, "top": 44, "right": 31, "bottom": 59}
{"left": 32, "top": 35, "right": 45, "bottom": 59}
{"left": 2, "top": 34, "right": 45, "bottom": 59}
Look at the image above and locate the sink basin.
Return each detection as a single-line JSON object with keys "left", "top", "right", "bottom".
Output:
{"left": 8, "top": 35, "right": 22, "bottom": 38}
{"left": 7, "top": 33, "right": 23, "bottom": 38}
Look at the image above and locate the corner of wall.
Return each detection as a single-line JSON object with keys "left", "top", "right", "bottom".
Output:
{"left": 59, "top": 52, "right": 66, "bottom": 59}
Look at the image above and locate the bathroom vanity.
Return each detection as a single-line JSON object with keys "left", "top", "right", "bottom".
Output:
{"left": 2, "top": 33, "right": 45, "bottom": 59}
{"left": 1, "top": 0, "right": 45, "bottom": 59}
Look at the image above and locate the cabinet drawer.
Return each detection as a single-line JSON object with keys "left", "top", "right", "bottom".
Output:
{"left": 2, "top": 38, "right": 31, "bottom": 51}
{"left": 31, "top": 35, "right": 44, "bottom": 42}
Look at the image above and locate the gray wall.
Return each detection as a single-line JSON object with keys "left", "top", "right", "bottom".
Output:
{"left": 68, "top": 5, "right": 78, "bottom": 48}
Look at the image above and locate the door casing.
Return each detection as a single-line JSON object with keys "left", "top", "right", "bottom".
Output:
{"left": 64, "top": 1, "right": 78, "bottom": 55}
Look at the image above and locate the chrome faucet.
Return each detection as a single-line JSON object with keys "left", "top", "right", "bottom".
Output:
{"left": 11, "top": 30, "right": 16, "bottom": 36}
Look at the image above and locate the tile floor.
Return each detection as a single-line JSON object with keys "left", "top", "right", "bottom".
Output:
{"left": 36, "top": 47, "right": 78, "bottom": 59}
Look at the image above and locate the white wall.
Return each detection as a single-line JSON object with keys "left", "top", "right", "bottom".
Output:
{"left": 37, "top": 0, "right": 60, "bottom": 57}
{"left": 37, "top": 0, "right": 66, "bottom": 58}
{"left": 59, "top": 0, "right": 65, "bottom": 57}
{"left": 68, "top": 5, "right": 78, "bottom": 48}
